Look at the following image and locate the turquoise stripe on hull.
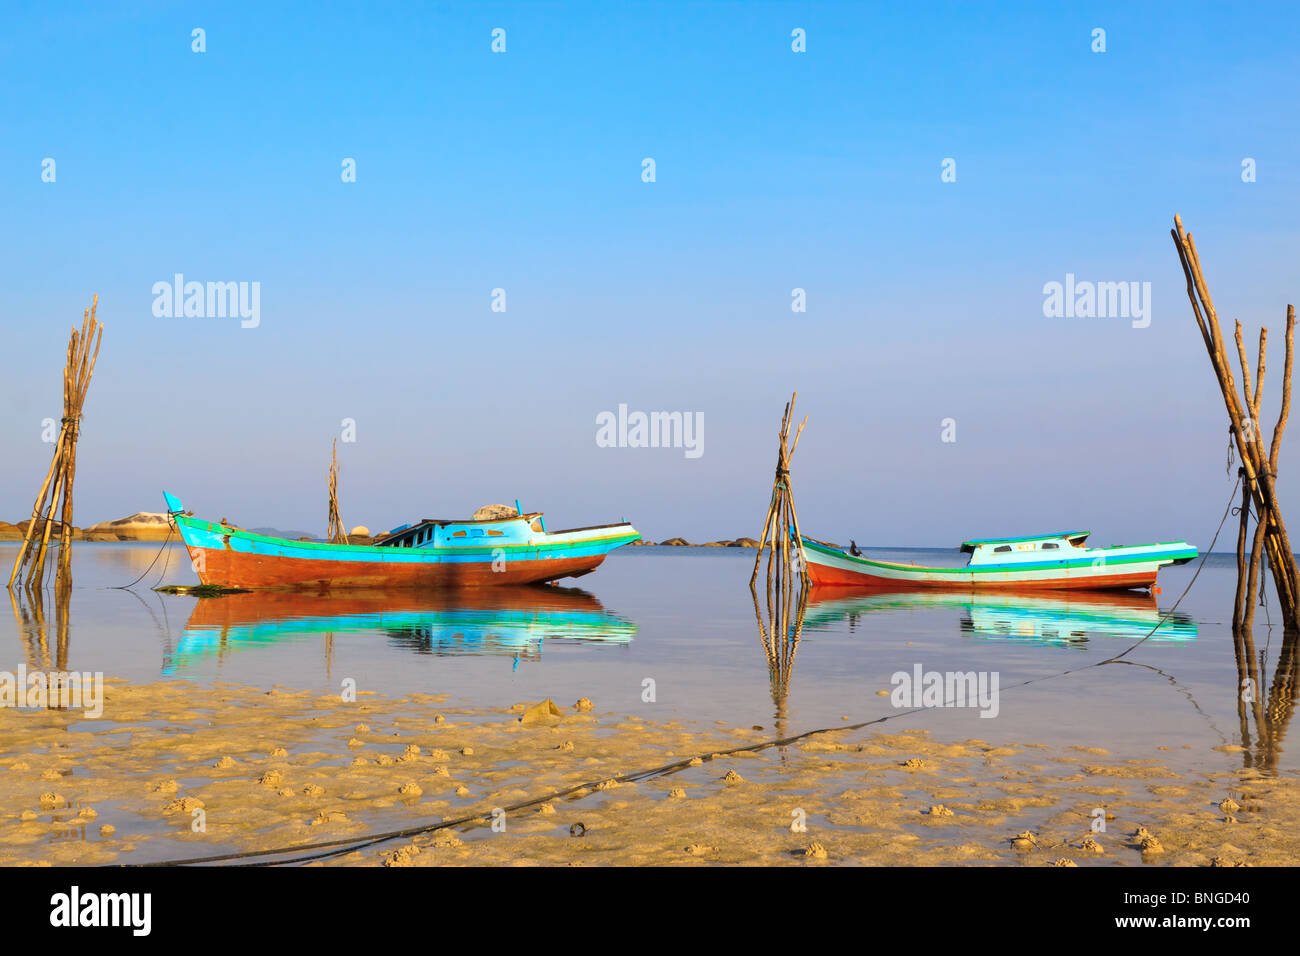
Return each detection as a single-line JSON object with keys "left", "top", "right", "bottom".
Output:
{"left": 801, "top": 539, "right": 1198, "bottom": 574}
{"left": 175, "top": 515, "right": 639, "bottom": 566}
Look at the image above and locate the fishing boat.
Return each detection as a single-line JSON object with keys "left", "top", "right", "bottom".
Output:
{"left": 798, "top": 531, "right": 1196, "bottom": 592}
{"left": 163, "top": 492, "right": 640, "bottom": 590}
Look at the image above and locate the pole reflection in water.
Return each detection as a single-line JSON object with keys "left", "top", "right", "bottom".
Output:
{"left": 9, "top": 585, "right": 70, "bottom": 672}
{"left": 1232, "top": 623, "right": 1299, "bottom": 774}
{"left": 8, "top": 584, "right": 75, "bottom": 715}
{"left": 752, "top": 563, "right": 809, "bottom": 739}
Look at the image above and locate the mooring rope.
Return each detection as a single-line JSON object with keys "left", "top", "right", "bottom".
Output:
{"left": 1096, "top": 472, "right": 1240, "bottom": 664}
{"left": 109, "top": 525, "right": 176, "bottom": 591}
{"left": 121, "top": 478, "right": 1244, "bottom": 867}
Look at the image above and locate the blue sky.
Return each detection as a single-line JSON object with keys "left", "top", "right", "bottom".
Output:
{"left": 2, "top": 1, "right": 1298, "bottom": 546}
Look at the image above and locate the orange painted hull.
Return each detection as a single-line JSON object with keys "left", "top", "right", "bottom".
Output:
{"left": 189, "top": 544, "right": 608, "bottom": 591}
{"left": 186, "top": 584, "right": 609, "bottom": 626}
{"left": 805, "top": 562, "right": 1158, "bottom": 591}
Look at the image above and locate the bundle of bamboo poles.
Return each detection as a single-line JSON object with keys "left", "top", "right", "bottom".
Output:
{"left": 750, "top": 392, "right": 810, "bottom": 589}
{"left": 326, "top": 439, "right": 347, "bottom": 544}
{"left": 1171, "top": 215, "right": 1299, "bottom": 630}
{"left": 8, "top": 296, "right": 103, "bottom": 592}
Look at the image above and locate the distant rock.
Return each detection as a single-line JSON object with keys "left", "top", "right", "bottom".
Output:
{"left": 349, "top": 525, "right": 370, "bottom": 537}
{"left": 2, "top": 519, "right": 80, "bottom": 541}
{"left": 627, "top": 539, "right": 655, "bottom": 546}
{"left": 626, "top": 536, "right": 759, "bottom": 548}
{"left": 83, "top": 512, "right": 171, "bottom": 541}
{"left": 472, "top": 504, "right": 519, "bottom": 521}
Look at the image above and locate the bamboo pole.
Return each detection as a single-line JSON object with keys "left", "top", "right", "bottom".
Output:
{"left": 1172, "top": 218, "right": 1299, "bottom": 628}
{"left": 1234, "top": 478, "right": 1250, "bottom": 630}
{"left": 1243, "top": 307, "right": 1295, "bottom": 629}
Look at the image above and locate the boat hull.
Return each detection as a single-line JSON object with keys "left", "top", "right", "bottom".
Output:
{"left": 174, "top": 512, "right": 640, "bottom": 591}
{"left": 800, "top": 538, "right": 1196, "bottom": 592}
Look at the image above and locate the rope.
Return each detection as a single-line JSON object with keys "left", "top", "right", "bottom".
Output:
{"left": 1097, "top": 472, "right": 1240, "bottom": 664}
{"left": 109, "top": 524, "right": 176, "bottom": 591}
{"left": 119, "top": 479, "right": 1244, "bottom": 868}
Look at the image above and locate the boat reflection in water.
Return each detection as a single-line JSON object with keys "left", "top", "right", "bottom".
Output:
{"left": 803, "top": 586, "right": 1197, "bottom": 647}
{"left": 164, "top": 585, "right": 636, "bottom": 676}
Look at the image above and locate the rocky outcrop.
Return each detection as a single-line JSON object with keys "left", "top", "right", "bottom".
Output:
{"left": 472, "top": 504, "right": 519, "bottom": 521}
{"left": 1, "top": 519, "right": 81, "bottom": 541}
{"left": 626, "top": 536, "right": 760, "bottom": 548}
{"left": 82, "top": 512, "right": 172, "bottom": 541}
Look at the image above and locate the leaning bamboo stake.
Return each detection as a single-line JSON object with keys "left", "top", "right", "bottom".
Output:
{"left": 9, "top": 297, "right": 103, "bottom": 591}
{"left": 1234, "top": 479, "right": 1251, "bottom": 629}
{"left": 750, "top": 393, "right": 810, "bottom": 588}
{"left": 1172, "top": 218, "right": 1299, "bottom": 629}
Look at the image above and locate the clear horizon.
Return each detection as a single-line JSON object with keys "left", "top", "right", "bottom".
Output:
{"left": 3, "top": 1, "right": 1298, "bottom": 549}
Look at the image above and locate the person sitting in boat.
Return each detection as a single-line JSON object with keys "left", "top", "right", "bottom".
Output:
{"left": 849, "top": 539, "right": 862, "bottom": 557}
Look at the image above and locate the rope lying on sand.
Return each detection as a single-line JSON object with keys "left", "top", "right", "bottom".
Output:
{"left": 122, "top": 478, "right": 1244, "bottom": 867}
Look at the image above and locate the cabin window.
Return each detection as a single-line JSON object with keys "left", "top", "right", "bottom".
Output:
{"left": 1042, "top": 542, "right": 1059, "bottom": 550}
{"left": 994, "top": 545, "right": 1012, "bottom": 553}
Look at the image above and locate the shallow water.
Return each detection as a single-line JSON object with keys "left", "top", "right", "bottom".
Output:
{"left": 1, "top": 542, "right": 1292, "bottom": 778}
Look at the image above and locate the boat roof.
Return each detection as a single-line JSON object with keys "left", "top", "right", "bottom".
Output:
{"left": 376, "top": 513, "right": 544, "bottom": 543}
{"left": 960, "top": 531, "right": 1090, "bottom": 552}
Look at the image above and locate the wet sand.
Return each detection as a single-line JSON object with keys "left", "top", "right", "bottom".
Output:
{"left": 1, "top": 679, "right": 1294, "bottom": 866}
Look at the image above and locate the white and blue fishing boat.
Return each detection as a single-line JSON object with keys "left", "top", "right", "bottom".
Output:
{"left": 800, "top": 531, "right": 1196, "bottom": 592}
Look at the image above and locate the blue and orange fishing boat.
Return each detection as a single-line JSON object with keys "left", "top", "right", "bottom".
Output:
{"left": 163, "top": 492, "right": 640, "bottom": 590}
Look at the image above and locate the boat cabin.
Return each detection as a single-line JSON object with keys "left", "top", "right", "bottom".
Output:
{"left": 960, "top": 532, "right": 1090, "bottom": 565}
{"left": 375, "top": 514, "right": 543, "bottom": 548}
